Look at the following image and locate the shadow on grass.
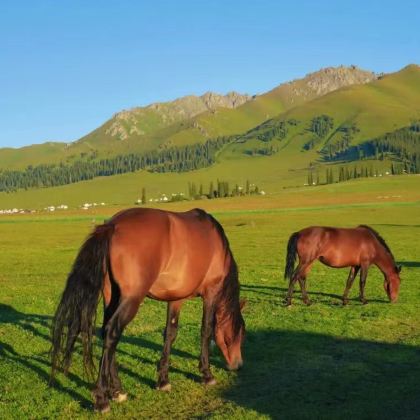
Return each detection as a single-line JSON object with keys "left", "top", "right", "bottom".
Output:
{"left": 0, "top": 339, "right": 93, "bottom": 408}
{"left": 241, "top": 284, "right": 388, "bottom": 305}
{"left": 372, "top": 223, "right": 420, "bottom": 229}
{"left": 397, "top": 261, "right": 420, "bottom": 268}
{"left": 0, "top": 303, "right": 206, "bottom": 404}
{"left": 0, "top": 303, "right": 51, "bottom": 342}
{"left": 224, "top": 329, "right": 420, "bottom": 419}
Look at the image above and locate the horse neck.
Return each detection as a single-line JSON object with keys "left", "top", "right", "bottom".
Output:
{"left": 375, "top": 245, "right": 395, "bottom": 277}
{"left": 215, "top": 285, "right": 241, "bottom": 335}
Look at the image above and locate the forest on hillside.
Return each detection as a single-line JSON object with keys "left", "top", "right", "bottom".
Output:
{"left": 0, "top": 136, "right": 235, "bottom": 192}
{"left": 1, "top": 119, "right": 420, "bottom": 192}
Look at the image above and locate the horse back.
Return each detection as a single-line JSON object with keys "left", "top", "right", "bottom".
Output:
{"left": 107, "top": 208, "right": 229, "bottom": 301}
{"left": 296, "top": 226, "right": 378, "bottom": 267}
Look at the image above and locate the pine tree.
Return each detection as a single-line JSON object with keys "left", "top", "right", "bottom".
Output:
{"left": 307, "top": 170, "right": 313, "bottom": 186}
{"left": 209, "top": 181, "right": 214, "bottom": 198}
{"left": 191, "top": 182, "right": 197, "bottom": 199}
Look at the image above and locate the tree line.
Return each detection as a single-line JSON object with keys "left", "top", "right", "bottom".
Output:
{"left": 137, "top": 179, "right": 262, "bottom": 205}
{"left": 0, "top": 136, "right": 236, "bottom": 192}
{"left": 188, "top": 179, "right": 261, "bottom": 199}
{"left": 307, "top": 163, "right": 393, "bottom": 186}
{"left": 322, "top": 122, "right": 420, "bottom": 173}
{"left": 303, "top": 115, "right": 334, "bottom": 151}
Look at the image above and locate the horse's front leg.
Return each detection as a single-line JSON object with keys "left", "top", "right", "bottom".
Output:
{"left": 342, "top": 266, "right": 360, "bottom": 305}
{"left": 199, "top": 299, "right": 216, "bottom": 385}
{"left": 156, "top": 300, "right": 183, "bottom": 391}
{"left": 93, "top": 297, "right": 141, "bottom": 413}
{"left": 359, "top": 266, "right": 369, "bottom": 304}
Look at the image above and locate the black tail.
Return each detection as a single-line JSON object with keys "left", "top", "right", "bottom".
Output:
{"left": 50, "top": 223, "right": 114, "bottom": 381}
{"left": 284, "top": 232, "right": 300, "bottom": 281}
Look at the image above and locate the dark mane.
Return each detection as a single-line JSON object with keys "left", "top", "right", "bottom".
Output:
{"left": 358, "top": 225, "right": 395, "bottom": 260}
{"left": 195, "top": 208, "right": 244, "bottom": 338}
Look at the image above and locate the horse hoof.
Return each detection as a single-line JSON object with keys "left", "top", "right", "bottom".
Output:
{"left": 342, "top": 300, "right": 348, "bottom": 306}
{"left": 157, "top": 382, "right": 172, "bottom": 392}
{"left": 304, "top": 300, "right": 312, "bottom": 306}
{"left": 94, "top": 402, "right": 111, "bottom": 414}
{"left": 112, "top": 392, "right": 127, "bottom": 403}
{"left": 204, "top": 377, "right": 217, "bottom": 386}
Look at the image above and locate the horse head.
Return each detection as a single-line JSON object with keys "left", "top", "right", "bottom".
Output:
{"left": 384, "top": 265, "right": 401, "bottom": 302}
{"left": 214, "top": 299, "right": 245, "bottom": 370}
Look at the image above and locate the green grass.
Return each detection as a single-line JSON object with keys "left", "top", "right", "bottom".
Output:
{"left": 1, "top": 181, "right": 420, "bottom": 418}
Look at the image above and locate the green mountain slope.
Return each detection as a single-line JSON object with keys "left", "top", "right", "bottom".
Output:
{"left": 0, "top": 66, "right": 376, "bottom": 170}
{"left": 165, "top": 65, "right": 376, "bottom": 146}
{"left": 2, "top": 64, "right": 420, "bottom": 207}
{"left": 226, "top": 65, "right": 420, "bottom": 160}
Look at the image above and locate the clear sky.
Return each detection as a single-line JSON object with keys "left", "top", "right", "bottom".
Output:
{"left": 0, "top": 0, "right": 419, "bottom": 148}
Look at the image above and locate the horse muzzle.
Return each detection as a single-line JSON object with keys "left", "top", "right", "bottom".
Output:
{"left": 227, "top": 358, "right": 243, "bottom": 371}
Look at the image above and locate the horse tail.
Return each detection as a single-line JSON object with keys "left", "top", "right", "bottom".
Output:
{"left": 50, "top": 222, "right": 114, "bottom": 381}
{"left": 284, "top": 232, "right": 300, "bottom": 281}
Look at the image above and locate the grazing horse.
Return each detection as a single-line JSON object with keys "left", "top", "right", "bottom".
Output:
{"left": 51, "top": 208, "right": 245, "bottom": 413}
{"left": 284, "top": 225, "right": 401, "bottom": 306}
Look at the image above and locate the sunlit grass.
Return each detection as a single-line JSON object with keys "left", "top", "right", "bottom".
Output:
{"left": 0, "top": 182, "right": 420, "bottom": 418}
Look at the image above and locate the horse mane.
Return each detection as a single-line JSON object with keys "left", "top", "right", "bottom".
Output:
{"left": 358, "top": 225, "right": 395, "bottom": 260}
{"left": 194, "top": 208, "right": 244, "bottom": 338}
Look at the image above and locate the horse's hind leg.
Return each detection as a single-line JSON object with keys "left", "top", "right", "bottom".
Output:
{"left": 285, "top": 266, "right": 300, "bottom": 306}
{"left": 297, "top": 263, "right": 313, "bottom": 305}
{"left": 286, "top": 262, "right": 312, "bottom": 306}
{"left": 342, "top": 266, "right": 360, "bottom": 305}
{"left": 93, "top": 297, "right": 141, "bottom": 413}
{"left": 157, "top": 300, "right": 184, "bottom": 391}
{"left": 100, "top": 274, "right": 125, "bottom": 402}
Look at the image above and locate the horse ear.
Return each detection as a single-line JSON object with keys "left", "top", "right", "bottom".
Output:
{"left": 239, "top": 299, "right": 247, "bottom": 310}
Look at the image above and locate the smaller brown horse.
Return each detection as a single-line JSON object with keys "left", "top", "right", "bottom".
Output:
{"left": 284, "top": 225, "right": 401, "bottom": 306}
{"left": 50, "top": 208, "right": 245, "bottom": 413}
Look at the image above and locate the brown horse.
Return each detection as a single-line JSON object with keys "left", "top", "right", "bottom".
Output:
{"left": 50, "top": 208, "right": 245, "bottom": 413}
{"left": 284, "top": 225, "right": 401, "bottom": 306}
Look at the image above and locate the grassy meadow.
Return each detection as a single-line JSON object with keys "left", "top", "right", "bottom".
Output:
{"left": 0, "top": 176, "right": 420, "bottom": 419}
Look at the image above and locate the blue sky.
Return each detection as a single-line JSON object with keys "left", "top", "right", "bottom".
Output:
{"left": 0, "top": 0, "right": 418, "bottom": 148}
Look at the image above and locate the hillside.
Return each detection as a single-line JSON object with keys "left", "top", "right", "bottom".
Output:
{"left": 0, "top": 66, "right": 376, "bottom": 170}
{"left": 2, "top": 65, "right": 420, "bottom": 207}
{"left": 223, "top": 65, "right": 420, "bottom": 164}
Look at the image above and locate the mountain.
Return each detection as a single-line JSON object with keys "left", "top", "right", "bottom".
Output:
{"left": 1, "top": 64, "right": 420, "bottom": 206}
{"left": 85, "top": 91, "right": 252, "bottom": 143}
{"left": 0, "top": 65, "right": 376, "bottom": 170}
{"left": 230, "top": 64, "right": 420, "bottom": 155}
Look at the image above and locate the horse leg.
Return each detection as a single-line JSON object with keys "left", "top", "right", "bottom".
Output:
{"left": 285, "top": 264, "right": 300, "bottom": 306}
{"left": 342, "top": 266, "right": 360, "bottom": 305}
{"left": 156, "top": 300, "right": 183, "bottom": 391}
{"left": 286, "top": 262, "right": 312, "bottom": 306}
{"left": 100, "top": 275, "right": 126, "bottom": 403}
{"left": 93, "top": 297, "right": 141, "bottom": 413}
{"left": 297, "top": 263, "right": 313, "bottom": 305}
{"left": 199, "top": 298, "right": 216, "bottom": 385}
{"left": 359, "top": 266, "right": 369, "bottom": 304}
